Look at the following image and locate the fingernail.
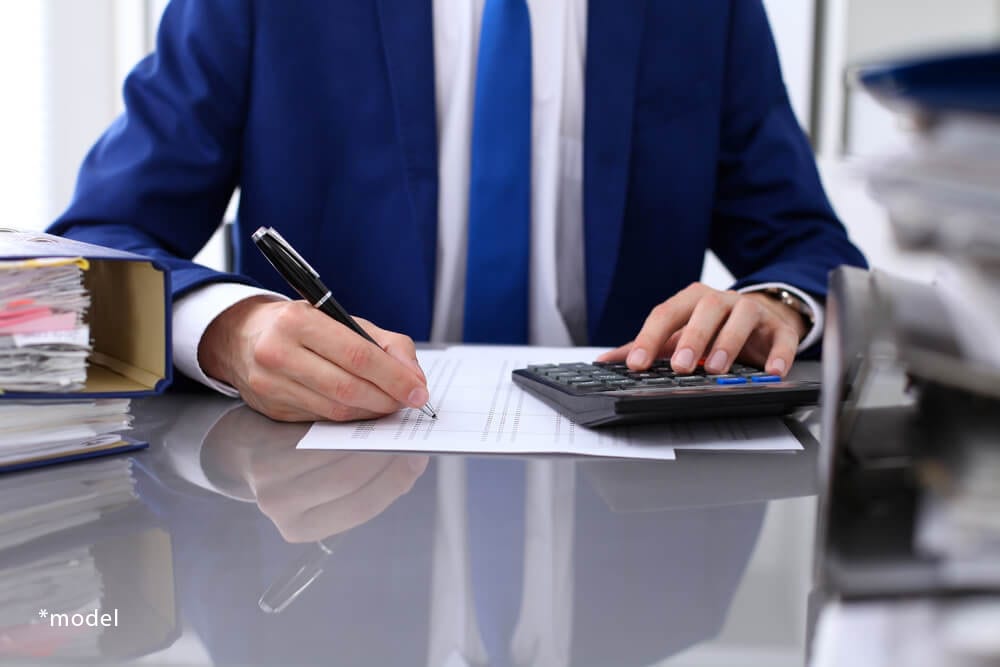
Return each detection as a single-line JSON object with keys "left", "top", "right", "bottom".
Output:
{"left": 407, "top": 387, "right": 429, "bottom": 408}
{"left": 626, "top": 348, "right": 648, "bottom": 368}
{"left": 672, "top": 348, "right": 694, "bottom": 370}
{"left": 770, "top": 358, "right": 787, "bottom": 375}
{"left": 408, "top": 455, "right": 429, "bottom": 474}
{"left": 707, "top": 350, "right": 728, "bottom": 372}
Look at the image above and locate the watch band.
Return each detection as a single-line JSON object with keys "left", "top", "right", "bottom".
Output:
{"left": 761, "top": 287, "right": 815, "bottom": 327}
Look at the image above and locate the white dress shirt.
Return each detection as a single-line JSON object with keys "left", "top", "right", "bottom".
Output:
{"left": 172, "top": 0, "right": 822, "bottom": 395}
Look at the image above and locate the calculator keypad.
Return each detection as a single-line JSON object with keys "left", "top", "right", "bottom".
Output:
{"left": 524, "top": 360, "right": 782, "bottom": 393}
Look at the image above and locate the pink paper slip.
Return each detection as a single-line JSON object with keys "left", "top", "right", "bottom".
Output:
{"left": 0, "top": 311, "right": 77, "bottom": 335}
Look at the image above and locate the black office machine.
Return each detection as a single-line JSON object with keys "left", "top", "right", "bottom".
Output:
{"left": 512, "top": 359, "right": 819, "bottom": 427}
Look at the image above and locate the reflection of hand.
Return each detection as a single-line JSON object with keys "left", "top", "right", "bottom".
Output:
{"left": 200, "top": 405, "right": 429, "bottom": 542}
{"left": 597, "top": 283, "right": 808, "bottom": 377}
{"left": 244, "top": 449, "right": 429, "bottom": 543}
{"left": 199, "top": 296, "right": 429, "bottom": 423}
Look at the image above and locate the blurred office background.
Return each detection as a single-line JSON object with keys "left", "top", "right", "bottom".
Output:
{"left": 0, "top": 2, "right": 997, "bottom": 666}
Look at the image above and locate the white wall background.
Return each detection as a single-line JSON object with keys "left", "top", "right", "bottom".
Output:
{"left": 0, "top": 2, "right": 46, "bottom": 231}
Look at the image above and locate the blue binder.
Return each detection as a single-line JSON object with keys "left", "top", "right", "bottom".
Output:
{"left": 0, "top": 439, "right": 149, "bottom": 475}
{"left": 0, "top": 230, "right": 171, "bottom": 473}
{"left": 859, "top": 49, "right": 1000, "bottom": 117}
{"left": 0, "top": 229, "right": 172, "bottom": 398}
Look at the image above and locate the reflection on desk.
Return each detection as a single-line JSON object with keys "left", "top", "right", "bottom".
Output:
{"left": 0, "top": 459, "right": 175, "bottom": 661}
{"left": 0, "top": 394, "right": 822, "bottom": 666}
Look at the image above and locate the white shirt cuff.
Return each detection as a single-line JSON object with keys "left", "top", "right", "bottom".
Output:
{"left": 738, "top": 282, "right": 825, "bottom": 352}
{"left": 172, "top": 283, "right": 289, "bottom": 397}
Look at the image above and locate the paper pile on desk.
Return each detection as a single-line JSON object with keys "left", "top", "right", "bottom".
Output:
{"left": 0, "top": 258, "right": 91, "bottom": 392}
{"left": 298, "top": 346, "right": 803, "bottom": 460}
{"left": 0, "top": 400, "right": 133, "bottom": 469}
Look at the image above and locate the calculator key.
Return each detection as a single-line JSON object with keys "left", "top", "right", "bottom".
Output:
{"left": 640, "top": 377, "right": 676, "bottom": 386}
{"left": 567, "top": 375, "right": 597, "bottom": 383}
{"left": 750, "top": 375, "right": 782, "bottom": 383}
{"left": 594, "top": 373, "right": 622, "bottom": 380}
{"left": 716, "top": 376, "right": 748, "bottom": 385}
{"left": 607, "top": 379, "right": 637, "bottom": 386}
{"left": 571, "top": 381, "right": 608, "bottom": 391}
{"left": 678, "top": 377, "right": 708, "bottom": 386}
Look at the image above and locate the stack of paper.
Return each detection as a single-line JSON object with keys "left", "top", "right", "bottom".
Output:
{"left": 0, "top": 400, "right": 133, "bottom": 472}
{"left": 298, "top": 346, "right": 803, "bottom": 460}
{"left": 0, "top": 258, "right": 91, "bottom": 392}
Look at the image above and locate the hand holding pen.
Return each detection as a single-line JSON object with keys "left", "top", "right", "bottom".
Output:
{"left": 253, "top": 227, "right": 436, "bottom": 418}
{"left": 196, "top": 229, "right": 436, "bottom": 423}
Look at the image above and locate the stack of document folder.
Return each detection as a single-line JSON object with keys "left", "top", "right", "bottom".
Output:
{"left": 0, "top": 255, "right": 134, "bottom": 471}
{"left": 0, "top": 400, "right": 134, "bottom": 472}
{"left": 862, "top": 51, "right": 1000, "bottom": 373}
{"left": 0, "top": 230, "right": 172, "bottom": 473}
{"left": 859, "top": 49, "right": 1000, "bottom": 585}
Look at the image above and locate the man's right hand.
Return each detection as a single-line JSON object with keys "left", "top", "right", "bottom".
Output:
{"left": 198, "top": 295, "right": 430, "bottom": 423}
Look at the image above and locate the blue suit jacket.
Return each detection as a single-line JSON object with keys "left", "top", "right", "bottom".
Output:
{"left": 50, "top": 0, "right": 866, "bottom": 349}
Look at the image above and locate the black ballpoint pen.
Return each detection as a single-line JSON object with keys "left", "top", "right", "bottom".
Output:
{"left": 252, "top": 226, "right": 437, "bottom": 419}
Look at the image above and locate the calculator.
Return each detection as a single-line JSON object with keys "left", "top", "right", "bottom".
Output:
{"left": 512, "top": 359, "right": 820, "bottom": 427}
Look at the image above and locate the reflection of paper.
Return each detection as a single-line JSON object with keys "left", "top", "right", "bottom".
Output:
{"left": 298, "top": 346, "right": 803, "bottom": 460}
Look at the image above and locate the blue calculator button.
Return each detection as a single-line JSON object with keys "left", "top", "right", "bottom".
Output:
{"left": 750, "top": 375, "right": 782, "bottom": 383}
{"left": 716, "top": 377, "right": 748, "bottom": 385}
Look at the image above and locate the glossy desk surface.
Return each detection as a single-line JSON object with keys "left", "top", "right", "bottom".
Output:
{"left": 1, "top": 390, "right": 823, "bottom": 667}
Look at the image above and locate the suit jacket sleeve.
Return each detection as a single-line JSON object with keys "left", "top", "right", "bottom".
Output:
{"left": 710, "top": 0, "right": 867, "bottom": 299}
{"left": 47, "top": 0, "right": 259, "bottom": 298}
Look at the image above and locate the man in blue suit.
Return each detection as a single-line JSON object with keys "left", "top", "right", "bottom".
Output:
{"left": 51, "top": 0, "right": 866, "bottom": 422}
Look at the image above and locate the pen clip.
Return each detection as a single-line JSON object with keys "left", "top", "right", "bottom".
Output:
{"left": 254, "top": 227, "right": 320, "bottom": 278}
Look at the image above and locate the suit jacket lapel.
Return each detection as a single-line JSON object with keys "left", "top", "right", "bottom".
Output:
{"left": 375, "top": 0, "right": 439, "bottom": 329}
{"left": 584, "top": 0, "right": 648, "bottom": 342}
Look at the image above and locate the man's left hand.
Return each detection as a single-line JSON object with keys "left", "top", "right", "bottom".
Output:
{"left": 596, "top": 282, "right": 809, "bottom": 376}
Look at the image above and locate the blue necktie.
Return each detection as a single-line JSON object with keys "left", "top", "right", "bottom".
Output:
{"left": 467, "top": 458, "right": 526, "bottom": 667}
{"left": 463, "top": 0, "right": 532, "bottom": 344}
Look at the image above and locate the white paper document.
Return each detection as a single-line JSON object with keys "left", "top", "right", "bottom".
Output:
{"left": 297, "top": 346, "right": 803, "bottom": 460}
